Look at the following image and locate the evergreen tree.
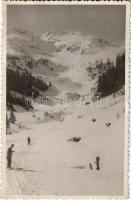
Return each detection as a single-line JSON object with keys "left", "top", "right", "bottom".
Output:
{"left": 6, "top": 114, "right": 10, "bottom": 129}
{"left": 9, "top": 110, "right": 16, "bottom": 124}
{"left": 96, "top": 54, "right": 125, "bottom": 98}
{"left": 28, "top": 61, "right": 33, "bottom": 72}
{"left": 49, "top": 81, "right": 52, "bottom": 87}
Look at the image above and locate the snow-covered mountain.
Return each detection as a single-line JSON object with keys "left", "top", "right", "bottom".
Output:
{"left": 6, "top": 28, "right": 125, "bottom": 196}
{"left": 8, "top": 28, "right": 124, "bottom": 60}
{"left": 7, "top": 28, "right": 124, "bottom": 96}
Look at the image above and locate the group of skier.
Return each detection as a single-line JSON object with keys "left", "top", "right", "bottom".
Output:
{"left": 6, "top": 136, "right": 31, "bottom": 169}
{"left": 7, "top": 135, "right": 100, "bottom": 171}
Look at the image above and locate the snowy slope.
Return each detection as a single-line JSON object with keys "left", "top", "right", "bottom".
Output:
{"left": 6, "top": 94, "right": 125, "bottom": 195}
{"left": 42, "top": 31, "right": 124, "bottom": 94}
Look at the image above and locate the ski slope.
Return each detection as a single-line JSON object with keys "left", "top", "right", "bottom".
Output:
{"left": 6, "top": 95, "right": 125, "bottom": 195}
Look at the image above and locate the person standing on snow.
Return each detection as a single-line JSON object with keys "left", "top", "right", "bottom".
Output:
{"left": 27, "top": 136, "right": 31, "bottom": 145}
{"left": 7, "top": 144, "right": 15, "bottom": 169}
{"left": 95, "top": 156, "right": 100, "bottom": 170}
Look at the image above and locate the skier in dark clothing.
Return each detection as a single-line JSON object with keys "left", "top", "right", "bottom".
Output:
{"left": 27, "top": 136, "right": 31, "bottom": 145}
{"left": 95, "top": 156, "right": 100, "bottom": 170}
{"left": 7, "top": 144, "right": 15, "bottom": 169}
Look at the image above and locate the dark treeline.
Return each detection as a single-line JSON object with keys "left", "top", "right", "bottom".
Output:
{"left": 96, "top": 53, "right": 125, "bottom": 98}
{"left": 7, "top": 68, "right": 49, "bottom": 97}
{"left": 7, "top": 67, "right": 51, "bottom": 109}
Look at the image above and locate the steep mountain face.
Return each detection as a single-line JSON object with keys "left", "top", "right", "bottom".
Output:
{"left": 8, "top": 28, "right": 124, "bottom": 61}
{"left": 7, "top": 28, "right": 124, "bottom": 96}
{"left": 7, "top": 28, "right": 57, "bottom": 58}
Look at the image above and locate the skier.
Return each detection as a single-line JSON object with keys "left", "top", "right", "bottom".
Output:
{"left": 95, "top": 156, "right": 100, "bottom": 170}
{"left": 7, "top": 144, "right": 15, "bottom": 169}
{"left": 27, "top": 136, "right": 31, "bottom": 145}
{"left": 89, "top": 163, "right": 93, "bottom": 170}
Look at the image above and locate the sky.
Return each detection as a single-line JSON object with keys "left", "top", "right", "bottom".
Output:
{"left": 7, "top": 5, "right": 126, "bottom": 45}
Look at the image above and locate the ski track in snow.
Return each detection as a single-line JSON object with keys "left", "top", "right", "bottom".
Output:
{"left": 6, "top": 122, "right": 59, "bottom": 195}
{"left": 6, "top": 144, "right": 38, "bottom": 195}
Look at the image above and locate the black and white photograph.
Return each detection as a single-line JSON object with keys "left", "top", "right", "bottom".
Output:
{"left": 4, "top": 2, "right": 129, "bottom": 197}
